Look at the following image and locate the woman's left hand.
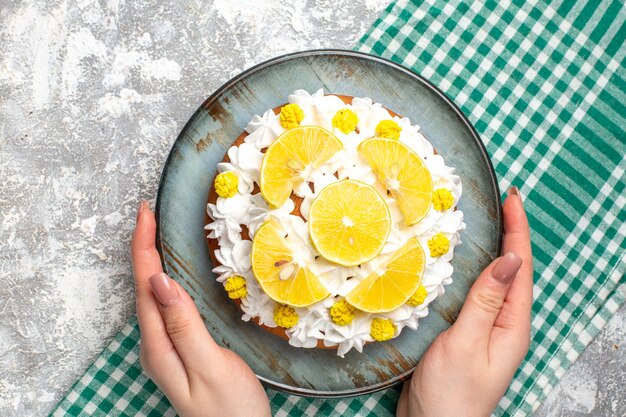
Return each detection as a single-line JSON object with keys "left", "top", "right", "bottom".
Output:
{"left": 132, "top": 201, "right": 271, "bottom": 417}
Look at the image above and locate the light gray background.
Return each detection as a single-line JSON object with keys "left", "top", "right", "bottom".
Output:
{"left": 0, "top": 1, "right": 623, "bottom": 416}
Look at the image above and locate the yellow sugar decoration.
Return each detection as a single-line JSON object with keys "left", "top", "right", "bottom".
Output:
{"left": 406, "top": 285, "right": 428, "bottom": 306}
{"left": 227, "top": 286, "right": 247, "bottom": 299}
{"left": 370, "top": 318, "right": 395, "bottom": 341}
{"left": 332, "top": 108, "right": 359, "bottom": 133}
{"left": 274, "top": 305, "right": 299, "bottom": 328}
{"left": 215, "top": 171, "right": 239, "bottom": 198}
{"left": 329, "top": 299, "right": 356, "bottom": 325}
{"left": 432, "top": 188, "right": 454, "bottom": 211}
{"left": 428, "top": 233, "right": 450, "bottom": 257}
{"left": 375, "top": 119, "right": 402, "bottom": 140}
{"left": 279, "top": 103, "right": 304, "bottom": 129}
{"left": 224, "top": 276, "right": 247, "bottom": 299}
{"left": 224, "top": 276, "right": 246, "bottom": 292}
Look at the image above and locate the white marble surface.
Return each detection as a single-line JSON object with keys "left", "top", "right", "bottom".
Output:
{"left": 0, "top": 1, "right": 623, "bottom": 416}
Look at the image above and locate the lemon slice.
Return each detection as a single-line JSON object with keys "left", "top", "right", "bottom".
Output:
{"left": 358, "top": 138, "right": 433, "bottom": 225}
{"left": 308, "top": 179, "right": 391, "bottom": 267}
{"left": 260, "top": 126, "right": 343, "bottom": 207}
{"left": 345, "top": 237, "right": 425, "bottom": 313}
{"left": 251, "top": 220, "right": 330, "bottom": 307}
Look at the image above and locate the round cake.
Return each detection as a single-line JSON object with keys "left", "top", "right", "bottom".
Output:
{"left": 205, "top": 89, "right": 465, "bottom": 357}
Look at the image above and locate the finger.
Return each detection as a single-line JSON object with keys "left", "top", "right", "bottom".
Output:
{"left": 500, "top": 187, "right": 533, "bottom": 321}
{"left": 149, "top": 272, "right": 222, "bottom": 377}
{"left": 131, "top": 201, "right": 169, "bottom": 348}
{"left": 450, "top": 252, "right": 523, "bottom": 346}
{"left": 488, "top": 188, "right": 533, "bottom": 362}
{"left": 131, "top": 202, "right": 189, "bottom": 393}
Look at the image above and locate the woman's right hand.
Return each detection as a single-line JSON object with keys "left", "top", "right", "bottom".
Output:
{"left": 397, "top": 187, "right": 533, "bottom": 417}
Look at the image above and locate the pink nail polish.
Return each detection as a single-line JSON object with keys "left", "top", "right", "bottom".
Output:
{"left": 136, "top": 200, "right": 145, "bottom": 222}
{"left": 492, "top": 252, "right": 522, "bottom": 283}
{"left": 508, "top": 186, "right": 523, "bottom": 201}
{"left": 149, "top": 273, "right": 179, "bottom": 305}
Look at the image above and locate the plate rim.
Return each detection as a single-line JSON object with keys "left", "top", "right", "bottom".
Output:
{"left": 155, "top": 48, "right": 503, "bottom": 398}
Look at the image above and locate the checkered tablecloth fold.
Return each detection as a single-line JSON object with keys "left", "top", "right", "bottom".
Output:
{"left": 51, "top": 0, "right": 626, "bottom": 416}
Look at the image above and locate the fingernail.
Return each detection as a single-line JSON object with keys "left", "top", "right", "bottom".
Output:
{"left": 492, "top": 252, "right": 522, "bottom": 283}
{"left": 149, "top": 272, "right": 179, "bottom": 305}
{"left": 508, "top": 186, "right": 523, "bottom": 201}
{"left": 136, "top": 200, "right": 146, "bottom": 222}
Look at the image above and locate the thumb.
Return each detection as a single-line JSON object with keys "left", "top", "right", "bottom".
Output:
{"left": 149, "top": 272, "right": 221, "bottom": 368}
{"left": 450, "top": 253, "right": 523, "bottom": 345}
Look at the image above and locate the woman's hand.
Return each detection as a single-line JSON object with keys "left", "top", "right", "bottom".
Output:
{"left": 131, "top": 201, "right": 271, "bottom": 417}
{"left": 397, "top": 187, "right": 533, "bottom": 417}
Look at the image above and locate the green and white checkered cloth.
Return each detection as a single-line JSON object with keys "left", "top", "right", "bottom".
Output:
{"left": 51, "top": 0, "right": 626, "bottom": 416}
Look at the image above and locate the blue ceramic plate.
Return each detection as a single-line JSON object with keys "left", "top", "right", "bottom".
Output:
{"left": 156, "top": 50, "right": 502, "bottom": 398}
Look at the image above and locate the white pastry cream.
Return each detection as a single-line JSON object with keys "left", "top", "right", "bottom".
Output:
{"left": 206, "top": 89, "right": 465, "bottom": 357}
